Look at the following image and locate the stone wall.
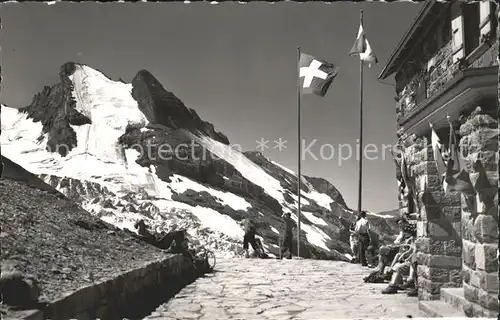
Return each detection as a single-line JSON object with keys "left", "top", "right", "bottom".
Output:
{"left": 459, "top": 109, "right": 499, "bottom": 317}
{"left": 412, "top": 142, "right": 463, "bottom": 301}
{"left": 392, "top": 2, "right": 499, "bottom": 315}
{"left": 399, "top": 135, "right": 427, "bottom": 217}
{"left": 22, "top": 254, "right": 196, "bottom": 320}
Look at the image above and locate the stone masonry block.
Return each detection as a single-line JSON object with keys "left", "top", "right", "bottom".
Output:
{"left": 412, "top": 149, "right": 429, "bottom": 163}
{"left": 469, "top": 268, "right": 482, "bottom": 288}
{"left": 419, "top": 278, "right": 461, "bottom": 296}
{"left": 416, "top": 162, "right": 438, "bottom": 176}
{"left": 415, "top": 237, "right": 430, "bottom": 253}
{"left": 469, "top": 171, "right": 499, "bottom": 191}
{"left": 462, "top": 265, "right": 471, "bottom": 284}
{"left": 424, "top": 174, "right": 444, "bottom": 192}
{"left": 465, "top": 128, "right": 499, "bottom": 154}
{"left": 419, "top": 278, "right": 443, "bottom": 295}
{"left": 420, "top": 205, "right": 440, "bottom": 221}
{"left": 449, "top": 269, "right": 462, "bottom": 284}
{"left": 477, "top": 288, "right": 499, "bottom": 311}
{"left": 418, "top": 289, "right": 440, "bottom": 301}
{"left": 452, "top": 221, "right": 462, "bottom": 238}
{"left": 473, "top": 214, "right": 498, "bottom": 244}
{"left": 421, "top": 191, "right": 461, "bottom": 207}
{"left": 418, "top": 265, "right": 450, "bottom": 283}
{"left": 444, "top": 239, "right": 462, "bottom": 256}
{"left": 442, "top": 206, "right": 462, "bottom": 223}
{"left": 428, "top": 254, "right": 462, "bottom": 269}
{"left": 475, "top": 243, "right": 498, "bottom": 272}
{"left": 461, "top": 212, "right": 477, "bottom": 242}
{"left": 480, "top": 271, "right": 499, "bottom": 293}
{"left": 462, "top": 240, "right": 476, "bottom": 269}
{"left": 464, "top": 282, "right": 479, "bottom": 304}
{"left": 427, "top": 222, "right": 449, "bottom": 238}
{"left": 468, "top": 150, "right": 499, "bottom": 167}
{"left": 417, "top": 265, "right": 428, "bottom": 280}
{"left": 429, "top": 239, "right": 452, "bottom": 256}
{"left": 416, "top": 252, "right": 430, "bottom": 266}
{"left": 427, "top": 222, "right": 461, "bottom": 240}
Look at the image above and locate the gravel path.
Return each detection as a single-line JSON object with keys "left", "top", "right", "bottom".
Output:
{"left": 145, "top": 258, "right": 423, "bottom": 319}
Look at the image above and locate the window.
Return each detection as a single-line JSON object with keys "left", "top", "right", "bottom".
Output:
{"left": 479, "top": 2, "right": 497, "bottom": 41}
{"left": 442, "top": 12, "right": 452, "bottom": 44}
{"left": 451, "top": 14, "right": 464, "bottom": 62}
{"left": 463, "top": 2, "right": 480, "bottom": 56}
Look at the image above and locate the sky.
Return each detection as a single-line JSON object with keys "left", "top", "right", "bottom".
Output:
{"left": 0, "top": 2, "right": 422, "bottom": 213}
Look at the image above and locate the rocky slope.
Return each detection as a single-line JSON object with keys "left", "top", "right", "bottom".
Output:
{"left": 0, "top": 177, "right": 167, "bottom": 318}
{"left": 1, "top": 62, "right": 399, "bottom": 259}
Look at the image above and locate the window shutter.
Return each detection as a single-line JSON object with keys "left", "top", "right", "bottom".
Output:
{"left": 451, "top": 15, "right": 465, "bottom": 63}
{"left": 479, "top": 2, "right": 492, "bottom": 37}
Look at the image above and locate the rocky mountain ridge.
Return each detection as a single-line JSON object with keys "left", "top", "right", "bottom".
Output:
{"left": 1, "top": 62, "right": 399, "bottom": 259}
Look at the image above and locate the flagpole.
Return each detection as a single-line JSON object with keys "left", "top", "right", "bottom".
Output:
{"left": 357, "top": 9, "right": 364, "bottom": 213}
{"left": 297, "top": 45, "right": 302, "bottom": 258}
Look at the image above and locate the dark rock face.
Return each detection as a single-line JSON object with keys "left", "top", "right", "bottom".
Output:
{"left": 18, "top": 62, "right": 91, "bottom": 157}
{"left": 303, "top": 176, "right": 347, "bottom": 207}
{"left": 117, "top": 126, "right": 283, "bottom": 218}
{"left": 131, "top": 69, "right": 229, "bottom": 145}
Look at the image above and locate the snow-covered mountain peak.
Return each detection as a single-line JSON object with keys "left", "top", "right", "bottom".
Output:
{"left": 1, "top": 63, "right": 399, "bottom": 259}
{"left": 68, "top": 64, "right": 146, "bottom": 127}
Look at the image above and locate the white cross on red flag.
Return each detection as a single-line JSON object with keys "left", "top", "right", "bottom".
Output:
{"left": 298, "top": 53, "right": 337, "bottom": 97}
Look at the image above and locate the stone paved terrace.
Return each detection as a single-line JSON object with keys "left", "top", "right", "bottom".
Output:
{"left": 144, "top": 258, "right": 425, "bottom": 319}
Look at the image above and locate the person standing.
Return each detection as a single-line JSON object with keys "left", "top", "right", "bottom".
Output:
{"left": 242, "top": 217, "right": 259, "bottom": 258}
{"left": 349, "top": 215, "right": 361, "bottom": 263}
{"left": 280, "top": 212, "right": 294, "bottom": 259}
{"left": 354, "top": 211, "right": 371, "bottom": 267}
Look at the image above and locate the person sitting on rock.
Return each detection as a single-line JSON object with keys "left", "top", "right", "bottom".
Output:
{"left": 280, "top": 212, "right": 295, "bottom": 259}
{"left": 381, "top": 230, "right": 417, "bottom": 294}
{"left": 160, "top": 230, "right": 195, "bottom": 263}
{"left": 134, "top": 219, "right": 151, "bottom": 237}
{"left": 134, "top": 219, "right": 157, "bottom": 245}
{"left": 242, "top": 217, "right": 259, "bottom": 258}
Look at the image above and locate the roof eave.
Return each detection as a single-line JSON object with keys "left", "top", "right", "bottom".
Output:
{"left": 377, "top": 0, "right": 439, "bottom": 80}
